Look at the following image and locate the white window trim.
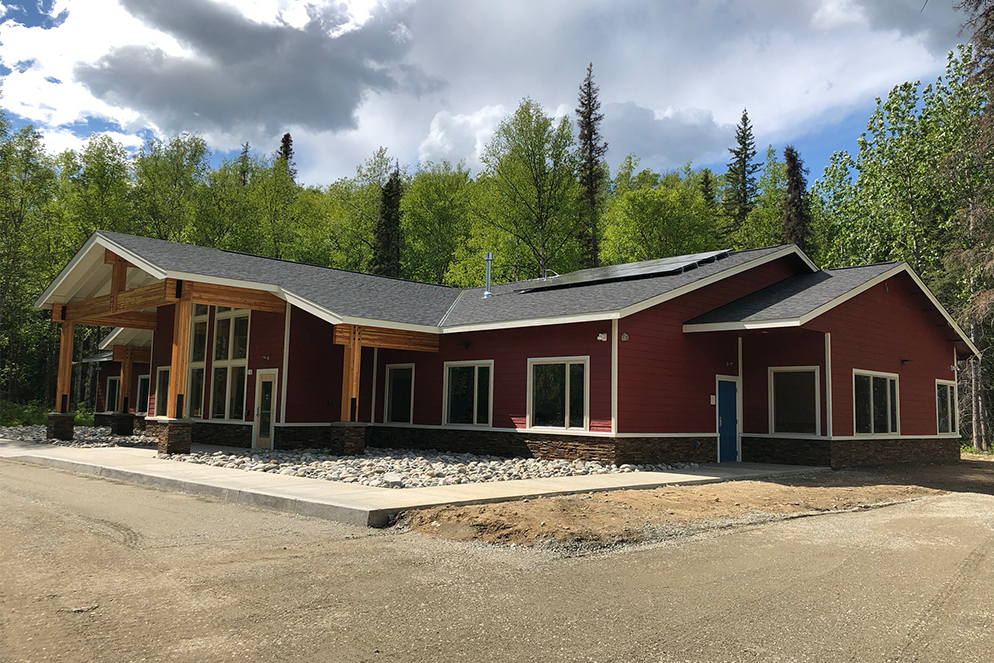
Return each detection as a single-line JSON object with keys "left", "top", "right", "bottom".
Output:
{"left": 104, "top": 375, "right": 120, "bottom": 413}
{"left": 442, "top": 360, "right": 495, "bottom": 427}
{"left": 526, "top": 356, "right": 590, "bottom": 431}
{"left": 209, "top": 308, "right": 251, "bottom": 421}
{"left": 154, "top": 366, "right": 170, "bottom": 417}
{"left": 136, "top": 374, "right": 150, "bottom": 415}
{"left": 936, "top": 378, "right": 958, "bottom": 436}
{"left": 852, "top": 369, "right": 901, "bottom": 436}
{"left": 384, "top": 363, "right": 416, "bottom": 425}
{"left": 187, "top": 306, "right": 210, "bottom": 419}
{"left": 768, "top": 366, "right": 822, "bottom": 437}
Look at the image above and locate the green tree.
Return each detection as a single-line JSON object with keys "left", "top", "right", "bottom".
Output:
{"left": 733, "top": 146, "right": 785, "bottom": 249}
{"left": 478, "top": 98, "right": 580, "bottom": 278}
{"left": 277, "top": 132, "right": 297, "bottom": 182}
{"left": 575, "top": 63, "right": 609, "bottom": 269}
{"left": 782, "top": 145, "right": 811, "bottom": 252}
{"left": 371, "top": 167, "right": 402, "bottom": 277}
{"left": 131, "top": 134, "right": 209, "bottom": 241}
{"left": 401, "top": 161, "right": 473, "bottom": 284}
{"left": 722, "top": 109, "right": 761, "bottom": 236}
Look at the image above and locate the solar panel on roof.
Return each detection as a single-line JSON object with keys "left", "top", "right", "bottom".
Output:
{"left": 516, "top": 250, "right": 730, "bottom": 293}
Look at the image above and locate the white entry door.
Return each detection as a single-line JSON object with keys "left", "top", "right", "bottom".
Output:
{"left": 253, "top": 370, "right": 277, "bottom": 449}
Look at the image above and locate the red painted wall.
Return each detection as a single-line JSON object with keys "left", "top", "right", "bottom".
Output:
{"left": 148, "top": 304, "right": 175, "bottom": 417}
{"left": 740, "top": 329, "right": 827, "bottom": 435}
{"left": 617, "top": 255, "right": 801, "bottom": 433}
{"left": 375, "top": 320, "right": 614, "bottom": 431}
{"left": 95, "top": 361, "right": 151, "bottom": 413}
{"left": 805, "top": 273, "right": 958, "bottom": 437}
{"left": 283, "top": 307, "right": 343, "bottom": 423}
{"left": 243, "top": 309, "right": 286, "bottom": 423}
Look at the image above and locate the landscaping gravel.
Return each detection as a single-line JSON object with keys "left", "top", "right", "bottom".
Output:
{"left": 0, "top": 424, "right": 157, "bottom": 448}
{"left": 0, "top": 424, "right": 701, "bottom": 489}
{"left": 165, "top": 447, "right": 700, "bottom": 489}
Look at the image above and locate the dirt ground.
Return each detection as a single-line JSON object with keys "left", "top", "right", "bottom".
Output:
{"left": 3, "top": 458, "right": 994, "bottom": 662}
{"left": 400, "top": 458, "right": 994, "bottom": 551}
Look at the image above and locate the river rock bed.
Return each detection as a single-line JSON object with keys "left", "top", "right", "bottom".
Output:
{"left": 163, "top": 447, "right": 701, "bottom": 489}
{"left": 0, "top": 424, "right": 157, "bottom": 448}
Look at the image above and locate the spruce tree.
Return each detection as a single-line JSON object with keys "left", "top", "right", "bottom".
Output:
{"left": 723, "top": 109, "right": 761, "bottom": 233}
{"left": 238, "top": 142, "right": 251, "bottom": 185}
{"left": 371, "top": 166, "right": 402, "bottom": 277}
{"left": 277, "top": 132, "right": 297, "bottom": 182}
{"left": 782, "top": 145, "right": 810, "bottom": 252}
{"left": 699, "top": 167, "right": 718, "bottom": 213}
{"left": 575, "top": 63, "right": 608, "bottom": 269}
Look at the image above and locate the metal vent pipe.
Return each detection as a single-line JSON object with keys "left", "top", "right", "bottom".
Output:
{"left": 483, "top": 252, "right": 493, "bottom": 299}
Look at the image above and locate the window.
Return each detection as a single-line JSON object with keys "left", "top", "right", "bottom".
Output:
{"left": 769, "top": 367, "right": 820, "bottom": 435}
{"left": 854, "top": 370, "right": 899, "bottom": 435}
{"left": 136, "top": 374, "right": 150, "bottom": 415}
{"left": 155, "top": 367, "right": 170, "bottom": 417}
{"left": 210, "top": 308, "right": 249, "bottom": 420}
{"left": 528, "top": 358, "right": 587, "bottom": 430}
{"left": 105, "top": 376, "right": 120, "bottom": 413}
{"left": 385, "top": 364, "right": 414, "bottom": 424}
{"left": 188, "top": 307, "right": 209, "bottom": 418}
{"left": 444, "top": 361, "right": 493, "bottom": 426}
{"left": 937, "top": 380, "right": 957, "bottom": 434}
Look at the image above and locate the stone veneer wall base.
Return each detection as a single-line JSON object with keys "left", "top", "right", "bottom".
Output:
{"left": 46, "top": 413, "right": 75, "bottom": 441}
{"left": 742, "top": 436, "right": 961, "bottom": 469}
{"left": 157, "top": 420, "right": 193, "bottom": 454}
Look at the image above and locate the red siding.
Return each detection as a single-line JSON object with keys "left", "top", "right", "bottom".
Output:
{"left": 284, "top": 307, "right": 343, "bottom": 423}
{"left": 740, "top": 329, "right": 826, "bottom": 435}
{"left": 148, "top": 304, "right": 175, "bottom": 417}
{"left": 94, "top": 361, "right": 149, "bottom": 413}
{"left": 375, "top": 321, "right": 613, "bottom": 431}
{"left": 617, "top": 255, "right": 801, "bottom": 433}
{"left": 806, "top": 273, "right": 958, "bottom": 436}
{"left": 243, "top": 309, "right": 287, "bottom": 423}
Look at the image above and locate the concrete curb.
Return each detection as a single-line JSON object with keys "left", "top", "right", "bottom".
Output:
{"left": 10, "top": 455, "right": 385, "bottom": 527}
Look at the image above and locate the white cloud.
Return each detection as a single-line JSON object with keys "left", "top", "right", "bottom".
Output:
{"left": 418, "top": 105, "right": 507, "bottom": 171}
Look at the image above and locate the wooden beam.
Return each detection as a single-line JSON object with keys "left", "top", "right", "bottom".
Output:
{"left": 50, "top": 304, "right": 67, "bottom": 323}
{"left": 189, "top": 281, "right": 285, "bottom": 313}
{"left": 104, "top": 249, "right": 134, "bottom": 267}
{"left": 333, "top": 323, "right": 438, "bottom": 353}
{"left": 64, "top": 280, "right": 176, "bottom": 320}
{"left": 112, "top": 345, "right": 151, "bottom": 364}
{"left": 111, "top": 259, "right": 128, "bottom": 311}
{"left": 119, "top": 349, "right": 133, "bottom": 412}
{"left": 339, "top": 324, "right": 363, "bottom": 422}
{"left": 55, "top": 322, "right": 74, "bottom": 414}
{"left": 77, "top": 311, "right": 158, "bottom": 330}
{"left": 168, "top": 289, "right": 193, "bottom": 419}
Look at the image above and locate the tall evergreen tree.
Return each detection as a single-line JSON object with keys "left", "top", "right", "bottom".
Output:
{"left": 575, "top": 63, "right": 608, "bottom": 268}
{"left": 277, "top": 132, "right": 297, "bottom": 182}
{"left": 371, "top": 166, "right": 402, "bottom": 277}
{"left": 782, "top": 145, "right": 811, "bottom": 252}
{"left": 699, "top": 167, "right": 718, "bottom": 214}
{"left": 723, "top": 109, "right": 762, "bottom": 233}
{"left": 238, "top": 142, "right": 251, "bottom": 185}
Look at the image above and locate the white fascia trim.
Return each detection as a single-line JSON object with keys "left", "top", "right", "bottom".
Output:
{"left": 440, "top": 310, "right": 616, "bottom": 334}
{"left": 280, "top": 291, "right": 343, "bottom": 325}
{"left": 36, "top": 233, "right": 103, "bottom": 307}
{"left": 164, "top": 271, "right": 283, "bottom": 293}
{"left": 339, "top": 315, "right": 441, "bottom": 334}
{"left": 899, "top": 265, "right": 979, "bottom": 358}
{"left": 98, "top": 327, "right": 126, "bottom": 351}
{"left": 684, "top": 318, "right": 802, "bottom": 333}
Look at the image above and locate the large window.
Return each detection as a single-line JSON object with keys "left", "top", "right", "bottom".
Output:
{"left": 528, "top": 357, "right": 587, "bottom": 430}
{"left": 105, "top": 376, "right": 120, "bottom": 413}
{"left": 769, "top": 367, "right": 820, "bottom": 435}
{"left": 210, "top": 308, "right": 249, "bottom": 420}
{"left": 937, "top": 380, "right": 957, "bottom": 434}
{"left": 188, "top": 306, "right": 209, "bottom": 418}
{"left": 155, "top": 367, "right": 170, "bottom": 417}
{"left": 854, "top": 370, "right": 899, "bottom": 435}
{"left": 136, "top": 374, "right": 150, "bottom": 415}
{"left": 385, "top": 364, "right": 414, "bottom": 424}
{"left": 444, "top": 361, "right": 492, "bottom": 426}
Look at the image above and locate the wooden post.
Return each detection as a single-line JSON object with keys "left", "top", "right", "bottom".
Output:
{"left": 168, "top": 282, "right": 193, "bottom": 419}
{"left": 111, "top": 258, "right": 127, "bottom": 311}
{"left": 340, "top": 325, "right": 363, "bottom": 422}
{"left": 55, "top": 319, "right": 75, "bottom": 414}
{"left": 119, "top": 347, "right": 133, "bottom": 412}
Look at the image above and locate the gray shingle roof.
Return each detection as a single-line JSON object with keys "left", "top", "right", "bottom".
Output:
{"left": 99, "top": 231, "right": 461, "bottom": 327}
{"left": 684, "top": 262, "right": 900, "bottom": 326}
{"left": 95, "top": 231, "right": 802, "bottom": 328}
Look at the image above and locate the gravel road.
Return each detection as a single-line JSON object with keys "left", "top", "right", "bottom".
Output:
{"left": 2, "top": 459, "right": 993, "bottom": 663}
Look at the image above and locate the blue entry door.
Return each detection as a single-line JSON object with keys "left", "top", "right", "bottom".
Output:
{"left": 717, "top": 379, "right": 739, "bottom": 462}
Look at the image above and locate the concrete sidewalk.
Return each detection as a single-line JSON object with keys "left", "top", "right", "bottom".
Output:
{"left": 0, "top": 439, "right": 827, "bottom": 527}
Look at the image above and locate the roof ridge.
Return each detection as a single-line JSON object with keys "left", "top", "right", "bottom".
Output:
{"left": 96, "top": 230, "right": 459, "bottom": 292}
{"left": 825, "top": 261, "right": 902, "bottom": 271}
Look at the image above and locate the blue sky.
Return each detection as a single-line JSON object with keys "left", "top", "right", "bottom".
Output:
{"left": 0, "top": 0, "right": 969, "bottom": 186}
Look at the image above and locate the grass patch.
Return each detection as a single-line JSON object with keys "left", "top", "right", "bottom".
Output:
{"left": 1, "top": 400, "right": 95, "bottom": 426}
